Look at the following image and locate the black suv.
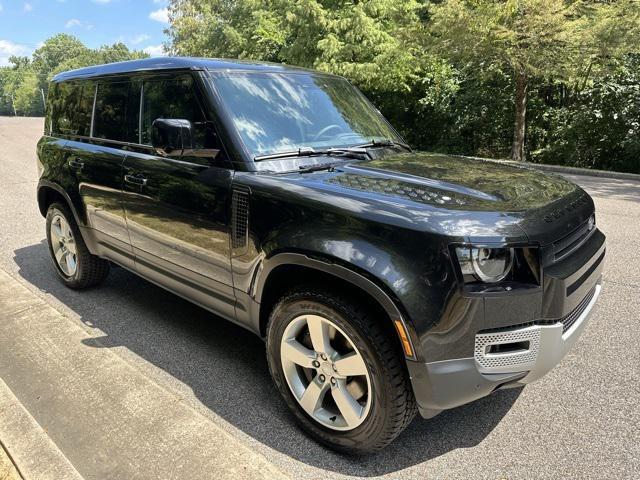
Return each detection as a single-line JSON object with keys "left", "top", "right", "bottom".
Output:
{"left": 37, "top": 57, "right": 605, "bottom": 453}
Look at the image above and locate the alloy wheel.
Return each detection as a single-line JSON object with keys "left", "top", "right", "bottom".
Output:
{"left": 280, "top": 314, "right": 372, "bottom": 431}
{"left": 50, "top": 213, "right": 78, "bottom": 277}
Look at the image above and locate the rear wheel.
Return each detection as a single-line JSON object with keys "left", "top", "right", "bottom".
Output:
{"left": 266, "top": 286, "right": 417, "bottom": 454}
{"left": 46, "top": 202, "right": 110, "bottom": 289}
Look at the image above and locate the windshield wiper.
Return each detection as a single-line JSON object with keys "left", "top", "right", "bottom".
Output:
{"left": 254, "top": 146, "right": 369, "bottom": 162}
{"left": 354, "top": 139, "right": 412, "bottom": 151}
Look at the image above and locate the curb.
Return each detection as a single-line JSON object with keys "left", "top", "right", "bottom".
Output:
{"left": 500, "top": 160, "right": 640, "bottom": 182}
{"left": 0, "top": 268, "right": 290, "bottom": 480}
{"left": 0, "top": 441, "right": 22, "bottom": 480}
{"left": 0, "top": 378, "right": 84, "bottom": 480}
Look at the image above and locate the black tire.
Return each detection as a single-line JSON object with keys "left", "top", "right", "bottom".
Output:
{"left": 45, "top": 202, "right": 110, "bottom": 289}
{"left": 266, "top": 286, "right": 417, "bottom": 454}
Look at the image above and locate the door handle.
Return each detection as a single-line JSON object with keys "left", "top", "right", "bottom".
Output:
{"left": 124, "top": 174, "right": 148, "bottom": 187}
{"left": 68, "top": 159, "right": 84, "bottom": 171}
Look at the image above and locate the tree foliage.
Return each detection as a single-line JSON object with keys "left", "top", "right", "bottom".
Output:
{"left": 165, "top": 0, "right": 640, "bottom": 172}
{"left": 0, "top": 34, "right": 147, "bottom": 116}
{"left": 427, "top": 0, "right": 640, "bottom": 160}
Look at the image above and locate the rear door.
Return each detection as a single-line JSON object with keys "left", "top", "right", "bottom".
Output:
{"left": 121, "top": 73, "right": 236, "bottom": 320}
{"left": 53, "top": 78, "right": 137, "bottom": 268}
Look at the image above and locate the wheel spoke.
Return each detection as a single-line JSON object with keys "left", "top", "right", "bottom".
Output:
{"left": 281, "top": 339, "right": 316, "bottom": 368}
{"left": 334, "top": 351, "right": 367, "bottom": 377}
{"left": 66, "top": 253, "right": 77, "bottom": 274}
{"left": 298, "top": 379, "right": 328, "bottom": 416}
{"left": 61, "top": 219, "right": 71, "bottom": 239}
{"left": 306, "top": 316, "right": 332, "bottom": 355}
{"left": 66, "top": 239, "right": 77, "bottom": 255}
{"left": 331, "top": 381, "right": 364, "bottom": 427}
{"left": 54, "top": 247, "right": 65, "bottom": 265}
{"left": 51, "top": 222, "right": 62, "bottom": 243}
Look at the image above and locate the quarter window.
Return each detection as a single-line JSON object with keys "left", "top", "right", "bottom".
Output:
{"left": 51, "top": 82, "right": 82, "bottom": 135}
{"left": 76, "top": 83, "right": 96, "bottom": 137}
{"left": 93, "top": 81, "right": 140, "bottom": 143}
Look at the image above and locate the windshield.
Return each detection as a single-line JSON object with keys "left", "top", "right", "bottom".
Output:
{"left": 211, "top": 72, "right": 404, "bottom": 159}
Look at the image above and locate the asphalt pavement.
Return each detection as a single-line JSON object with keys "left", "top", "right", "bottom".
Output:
{"left": 0, "top": 117, "right": 638, "bottom": 479}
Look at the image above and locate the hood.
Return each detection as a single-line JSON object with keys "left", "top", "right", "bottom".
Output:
{"left": 256, "top": 152, "right": 594, "bottom": 244}
{"left": 343, "top": 153, "right": 580, "bottom": 212}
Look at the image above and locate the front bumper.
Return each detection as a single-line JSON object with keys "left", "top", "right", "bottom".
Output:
{"left": 408, "top": 231, "right": 605, "bottom": 419}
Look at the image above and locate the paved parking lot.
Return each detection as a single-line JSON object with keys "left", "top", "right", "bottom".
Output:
{"left": 0, "top": 117, "right": 638, "bottom": 479}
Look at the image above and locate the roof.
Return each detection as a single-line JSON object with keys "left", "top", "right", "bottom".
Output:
{"left": 52, "top": 56, "right": 321, "bottom": 82}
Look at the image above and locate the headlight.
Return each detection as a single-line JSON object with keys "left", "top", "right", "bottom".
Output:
{"left": 455, "top": 247, "right": 514, "bottom": 283}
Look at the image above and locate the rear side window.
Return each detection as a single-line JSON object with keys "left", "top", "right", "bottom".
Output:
{"left": 51, "top": 82, "right": 82, "bottom": 135}
{"left": 47, "top": 81, "right": 94, "bottom": 137}
{"left": 93, "top": 81, "right": 140, "bottom": 143}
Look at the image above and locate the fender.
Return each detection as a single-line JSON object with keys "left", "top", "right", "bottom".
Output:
{"left": 37, "top": 179, "right": 85, "bottom": 225}
{"left": 252, "top": 252, "right": 419, "bottom": 361}
{"left": 37, "top": 180, "right": 100, "bottom": 254}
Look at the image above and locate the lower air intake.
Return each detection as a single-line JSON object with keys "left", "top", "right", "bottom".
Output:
{"left": 474, "top": 326, "right": 541, "bottom": 374}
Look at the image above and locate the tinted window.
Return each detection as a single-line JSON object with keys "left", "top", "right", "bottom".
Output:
{"left": 51, "top": 82, "right": 82, "bottom": 135}
{"left": 93, "top": 81, "right": 140, "bottom": 142}
{"left": 75, "top": 83, "right": 95, "bottom": 137}
{"left": 141, "top": 75, "right": 209, "bottom": 148}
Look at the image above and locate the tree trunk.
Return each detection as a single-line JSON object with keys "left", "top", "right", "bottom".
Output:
{"left": 511, "top": 68, "right": 528, "bottom": 162}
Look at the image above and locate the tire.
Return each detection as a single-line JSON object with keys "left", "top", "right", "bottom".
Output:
{"left": 45, "top": 202, "right": 110, "bottom": 289}
{"left": 266, "top": 286, "right": 417, "bottom": 454}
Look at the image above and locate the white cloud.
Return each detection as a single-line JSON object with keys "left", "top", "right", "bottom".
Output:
{"left": 149, "top": 8, "right": 168, "bottom": 23}
{"left": 130, "top": 34, "right": 151, "bottom": 45}
{"left": 143, "top": 44, "right": 166, "bottom": 57}
{"left": 65, "top": 18, "right": 93, "bottom": 30}
{"left": 92, "top": 0, "right": 113, "bottom": 3}
{"left": 0, "top": 40, "right": 30, "bottom": 66}
{"left": 23, "top": 2, "right": 32, "bottom": 12}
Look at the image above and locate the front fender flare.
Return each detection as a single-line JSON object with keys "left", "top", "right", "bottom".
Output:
{"left": 253, "top": 252, "right": 419, "bottom": 361}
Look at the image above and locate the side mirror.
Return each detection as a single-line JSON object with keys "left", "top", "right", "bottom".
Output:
{"left": 151, "top": 118, "right": 194, "bottom": 157}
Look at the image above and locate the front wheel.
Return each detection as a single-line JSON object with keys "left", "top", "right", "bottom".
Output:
{"left": 266, "top": 287, "right": 417, "bottom": 454}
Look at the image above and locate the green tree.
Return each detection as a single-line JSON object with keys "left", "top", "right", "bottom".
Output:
{"left": 166, "top": 0, "right": 457, "bottom": 131}
{"left": 32, "top": 34, "right": 90, "bottom": 89}
{"left": 0, "top": 35, "right": 148, "bottom": 117}
{"left": 428, "top": 0, "right": 640, "bottom": 161}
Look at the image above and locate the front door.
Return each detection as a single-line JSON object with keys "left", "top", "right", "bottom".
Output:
{"left": 121, "top": 74, "right": 236, "bottom": 320}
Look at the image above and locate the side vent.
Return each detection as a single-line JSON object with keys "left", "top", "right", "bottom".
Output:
{"left": 231, "top": 187, "right": 250, "bottom": 253}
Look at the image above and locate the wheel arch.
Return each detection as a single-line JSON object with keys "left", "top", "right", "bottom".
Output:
{"left": 37, "top": 181, "right": 84, "bottom": 225}
{"left": 254, "top": 252, "right": 419, "bottom": 361}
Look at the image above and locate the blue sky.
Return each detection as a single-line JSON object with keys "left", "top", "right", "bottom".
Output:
{"left": 0, "top": 0, "right": 169, "bottom": 65}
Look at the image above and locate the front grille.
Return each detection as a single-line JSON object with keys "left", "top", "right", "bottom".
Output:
{"left": 552, "top": 216, "right": 595, "bottom": 261}
{"left": 480, "top": 285, "right": 597, "bottom": 334}
{"left": 560, "top": 285, "right": 596, "bottom": 334}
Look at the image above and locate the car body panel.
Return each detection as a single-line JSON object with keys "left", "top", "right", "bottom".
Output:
{"left": 122, "top": 151, "right": 236, "bottom": 319}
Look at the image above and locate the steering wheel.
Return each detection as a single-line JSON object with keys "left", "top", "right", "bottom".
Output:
{"left": 312, "top": 124, "right": 344, "bottom": 141}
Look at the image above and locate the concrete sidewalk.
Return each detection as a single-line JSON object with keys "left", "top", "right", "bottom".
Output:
{"left": 1, "top": 442, "right": 22, "bottom": 480}
{"left": 0, "top": 268, "right": 288, "bottom": 480}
